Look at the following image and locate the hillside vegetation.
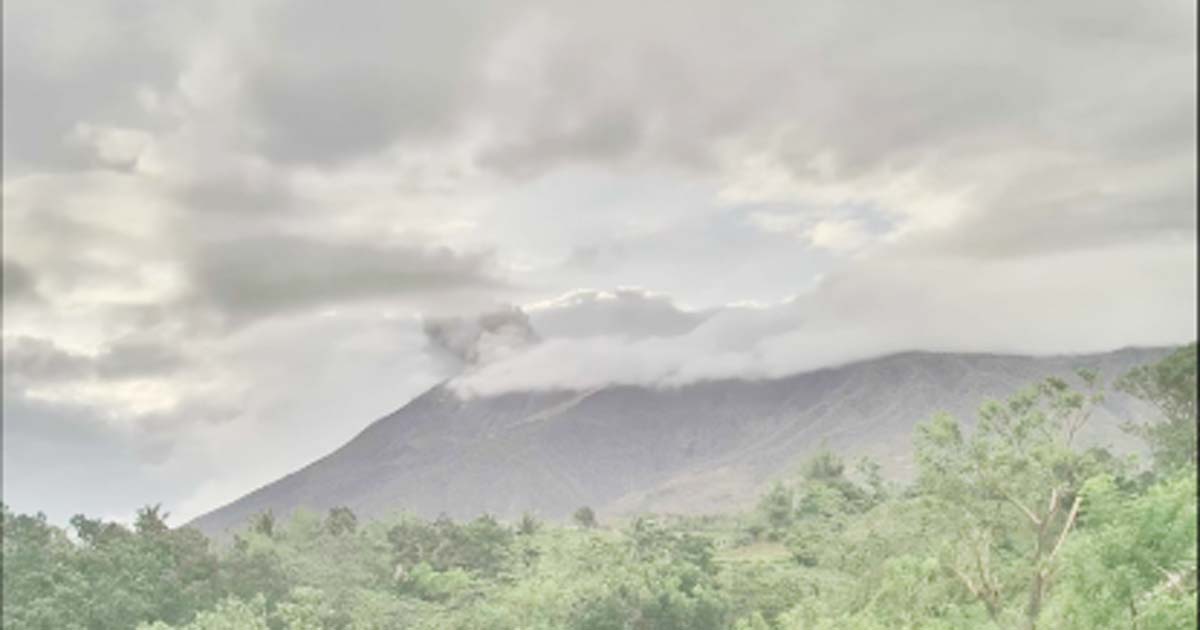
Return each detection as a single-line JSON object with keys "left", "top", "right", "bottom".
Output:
{"left": 3, "top": 345, "right": 1195, "bottom": 630}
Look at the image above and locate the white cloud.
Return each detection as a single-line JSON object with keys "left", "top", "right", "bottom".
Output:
{"left": 455, "top": 238, "right": 1197, "bottom": 395}
{"left": 68, "top": 123, "right": 155, "bottom": 168}
{"left": 526, "top": 287, "right": 708, "bottom": 339}
{"left": 746, "top": 210, "right": 879, "bottom": 256}
{"left": 805, "top": 219, "right": 871, "bottom": 253}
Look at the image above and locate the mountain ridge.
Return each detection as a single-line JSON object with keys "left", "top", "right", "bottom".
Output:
{"left": 189, "top": 346, "right": 1171, "bottom": 535}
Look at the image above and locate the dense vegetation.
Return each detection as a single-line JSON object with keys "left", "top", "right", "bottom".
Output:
{"left": 3, "top": 345, "right": 1195, "bottom": 629}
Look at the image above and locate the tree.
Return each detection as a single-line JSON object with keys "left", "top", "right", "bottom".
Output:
{"left": 517, "top": 512, "right": 541, "bottom": 536}
{"left": 250, "top": 510, "right": 276, "bottom": 538}
{"left": 758, "top": 482, "right": 794, "bottom": 537}
{"left": 853, "top": 457, "right": 890, "bottom": 505}
{"left": 1041, "top": 473, "right": 1197, "bottom": 629}
{"left": 69, "top": 513, "right": 129, "bottom": 548}
{"left": 274, "top": 587, "right": 336, "bottom": 630}
{"left": 326, "top": 506, "right": 358, "bottom": 536}
{"left": 1117, "top": 343, "right": 1197, "bottom": 471}
{"left": 224, "top": 530, "right": 290, "bottom": 607}
{"left": 459, "top": 514, "right": 515, "bottom": 577}
{"left": 573, "top": 506, "right": 597, "bottom": 529}
{"left": 914, "top": 371, "right": 1108, "bottom": 629}
{"left": 135, "top": 504, "right": 171, "bottom": 536}
{"left": 3, "top": 507, "right": 88, "bottom": 630}
{"left": 136, "top": 595, "right": 270, "bottom": 630}
{"left": 802, "top": 449, "right": 846, "bottom": 481}
{"left": 733, "top": 612, "right": 772, "bottom": 630}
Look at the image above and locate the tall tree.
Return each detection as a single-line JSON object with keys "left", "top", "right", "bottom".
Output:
{"left": 915, "top": 371, "right": 1108, "bottom": 629}
{"left": 135, "top": 504, "right": 171, "bottom": 536}
{"left": 1117, "top": 343, "right": 1198, "bottom": 471}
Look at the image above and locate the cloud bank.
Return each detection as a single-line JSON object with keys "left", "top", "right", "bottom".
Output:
{"left": 452, "top": 244, "right": 1197, "bottom": 395}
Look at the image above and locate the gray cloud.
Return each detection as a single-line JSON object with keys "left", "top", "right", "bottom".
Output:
{"left": 174, "top": 167, "right": 300, "bottom": 217}
{"left": 3, "top": 335, "right": 186, "bottom": 384}
{"left": 466, "top": 0, "right": 1192, "bottom": 178}
{"left": 0, "top": 1, "right": 200, "bottom": 172}
{"left": 187, "top": 234, "right": 502, "bottom": 325}
{"left": 241, "top": 0, "right": 522, "bottom": 165}
{"left": 3, "top": 337, "right": 94, "bottom": 383}
{"left": 909, "top": 168, "right": 1198, "bottom": 259}
{"left": 478, "top": 108, "right": 645, "bottom": 178}
{"left": 455, "top": 0, "right": 1196, "bottom": 270}
{"left": 94, "top": 339, "right": 188, "bottom": 380}
{"left": 7, "top": 0, "right": 1194, "bottom": 259}
{"left": 2, "top": 259, "right": 39, "bottom": 303}
{"left": 7, "top": 0, "right": 1193, "bottom": 183}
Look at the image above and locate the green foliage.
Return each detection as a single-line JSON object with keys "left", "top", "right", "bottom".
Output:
{"left": 325, "top": 507, "right": 358, "bottom": 536}
{"left": 2, "top": 507, "right": 89, "bottom": 630}
{"left": 517, "top": 512, "right": 541, "bottom": 536}
{"left": 136, "top": 504, "right": 172, "bottom": 536}
{"left": 1, "top": 503, "right": 224, "bottom": 630}
{"left": 250, "top": 511, "right": 276, "bottom": 538}
{"left": 757, "top": 482, "right": 795, "bottom": 537}
{"left": 1041, "top": 472, "right": 1197, "bottom": 629}
{"left": 387, "top": 513, "right": 515, "bottom": 581}
{"left": 720, "top": 560, "right": 816, "bottom": 624}
{"left": 1117, "top": 342, "right": 1198, "bottom": 471}
{"left": 913, "top": 372, "right": 1111, "bottom": 626}
{"left": 753, "top": 449, "right": 880, "bottom": 549}
{"left": 136, "top": 596, "right": 270, "bottom": 630}
{"left": 732, "top": 612, "right": 771, "bottom": 630}
{"left": 3, "top": 351, "right": 1195, "bottom": 630}
{"left": 573, "top": 506, "right": 598, "bottom": 529}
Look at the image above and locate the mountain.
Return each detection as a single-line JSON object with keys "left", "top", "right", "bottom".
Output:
{"left": 189, "top": 347, "right": 1169, "bottom": 535}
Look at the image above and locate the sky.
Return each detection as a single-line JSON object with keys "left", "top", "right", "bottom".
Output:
{"left": 2, "top": 0, "right": 1196, "bottom": 525}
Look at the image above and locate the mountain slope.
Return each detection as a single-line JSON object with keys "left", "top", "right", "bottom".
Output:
{"left": 190, "top": 347, "right": 1168, "bottom": 535}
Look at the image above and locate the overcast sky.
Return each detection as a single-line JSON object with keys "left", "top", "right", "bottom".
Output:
{"left": 3, "top": 0, "right": 1196, "bottom": 524}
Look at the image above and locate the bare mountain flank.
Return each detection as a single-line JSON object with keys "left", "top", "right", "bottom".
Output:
{"left": 190, "top": 347, "right": 1168, "bottom": 535}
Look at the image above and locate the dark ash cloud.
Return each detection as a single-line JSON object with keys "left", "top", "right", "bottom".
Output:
{"left": 422, "top": 306, "right": 539, "bottom": 371}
